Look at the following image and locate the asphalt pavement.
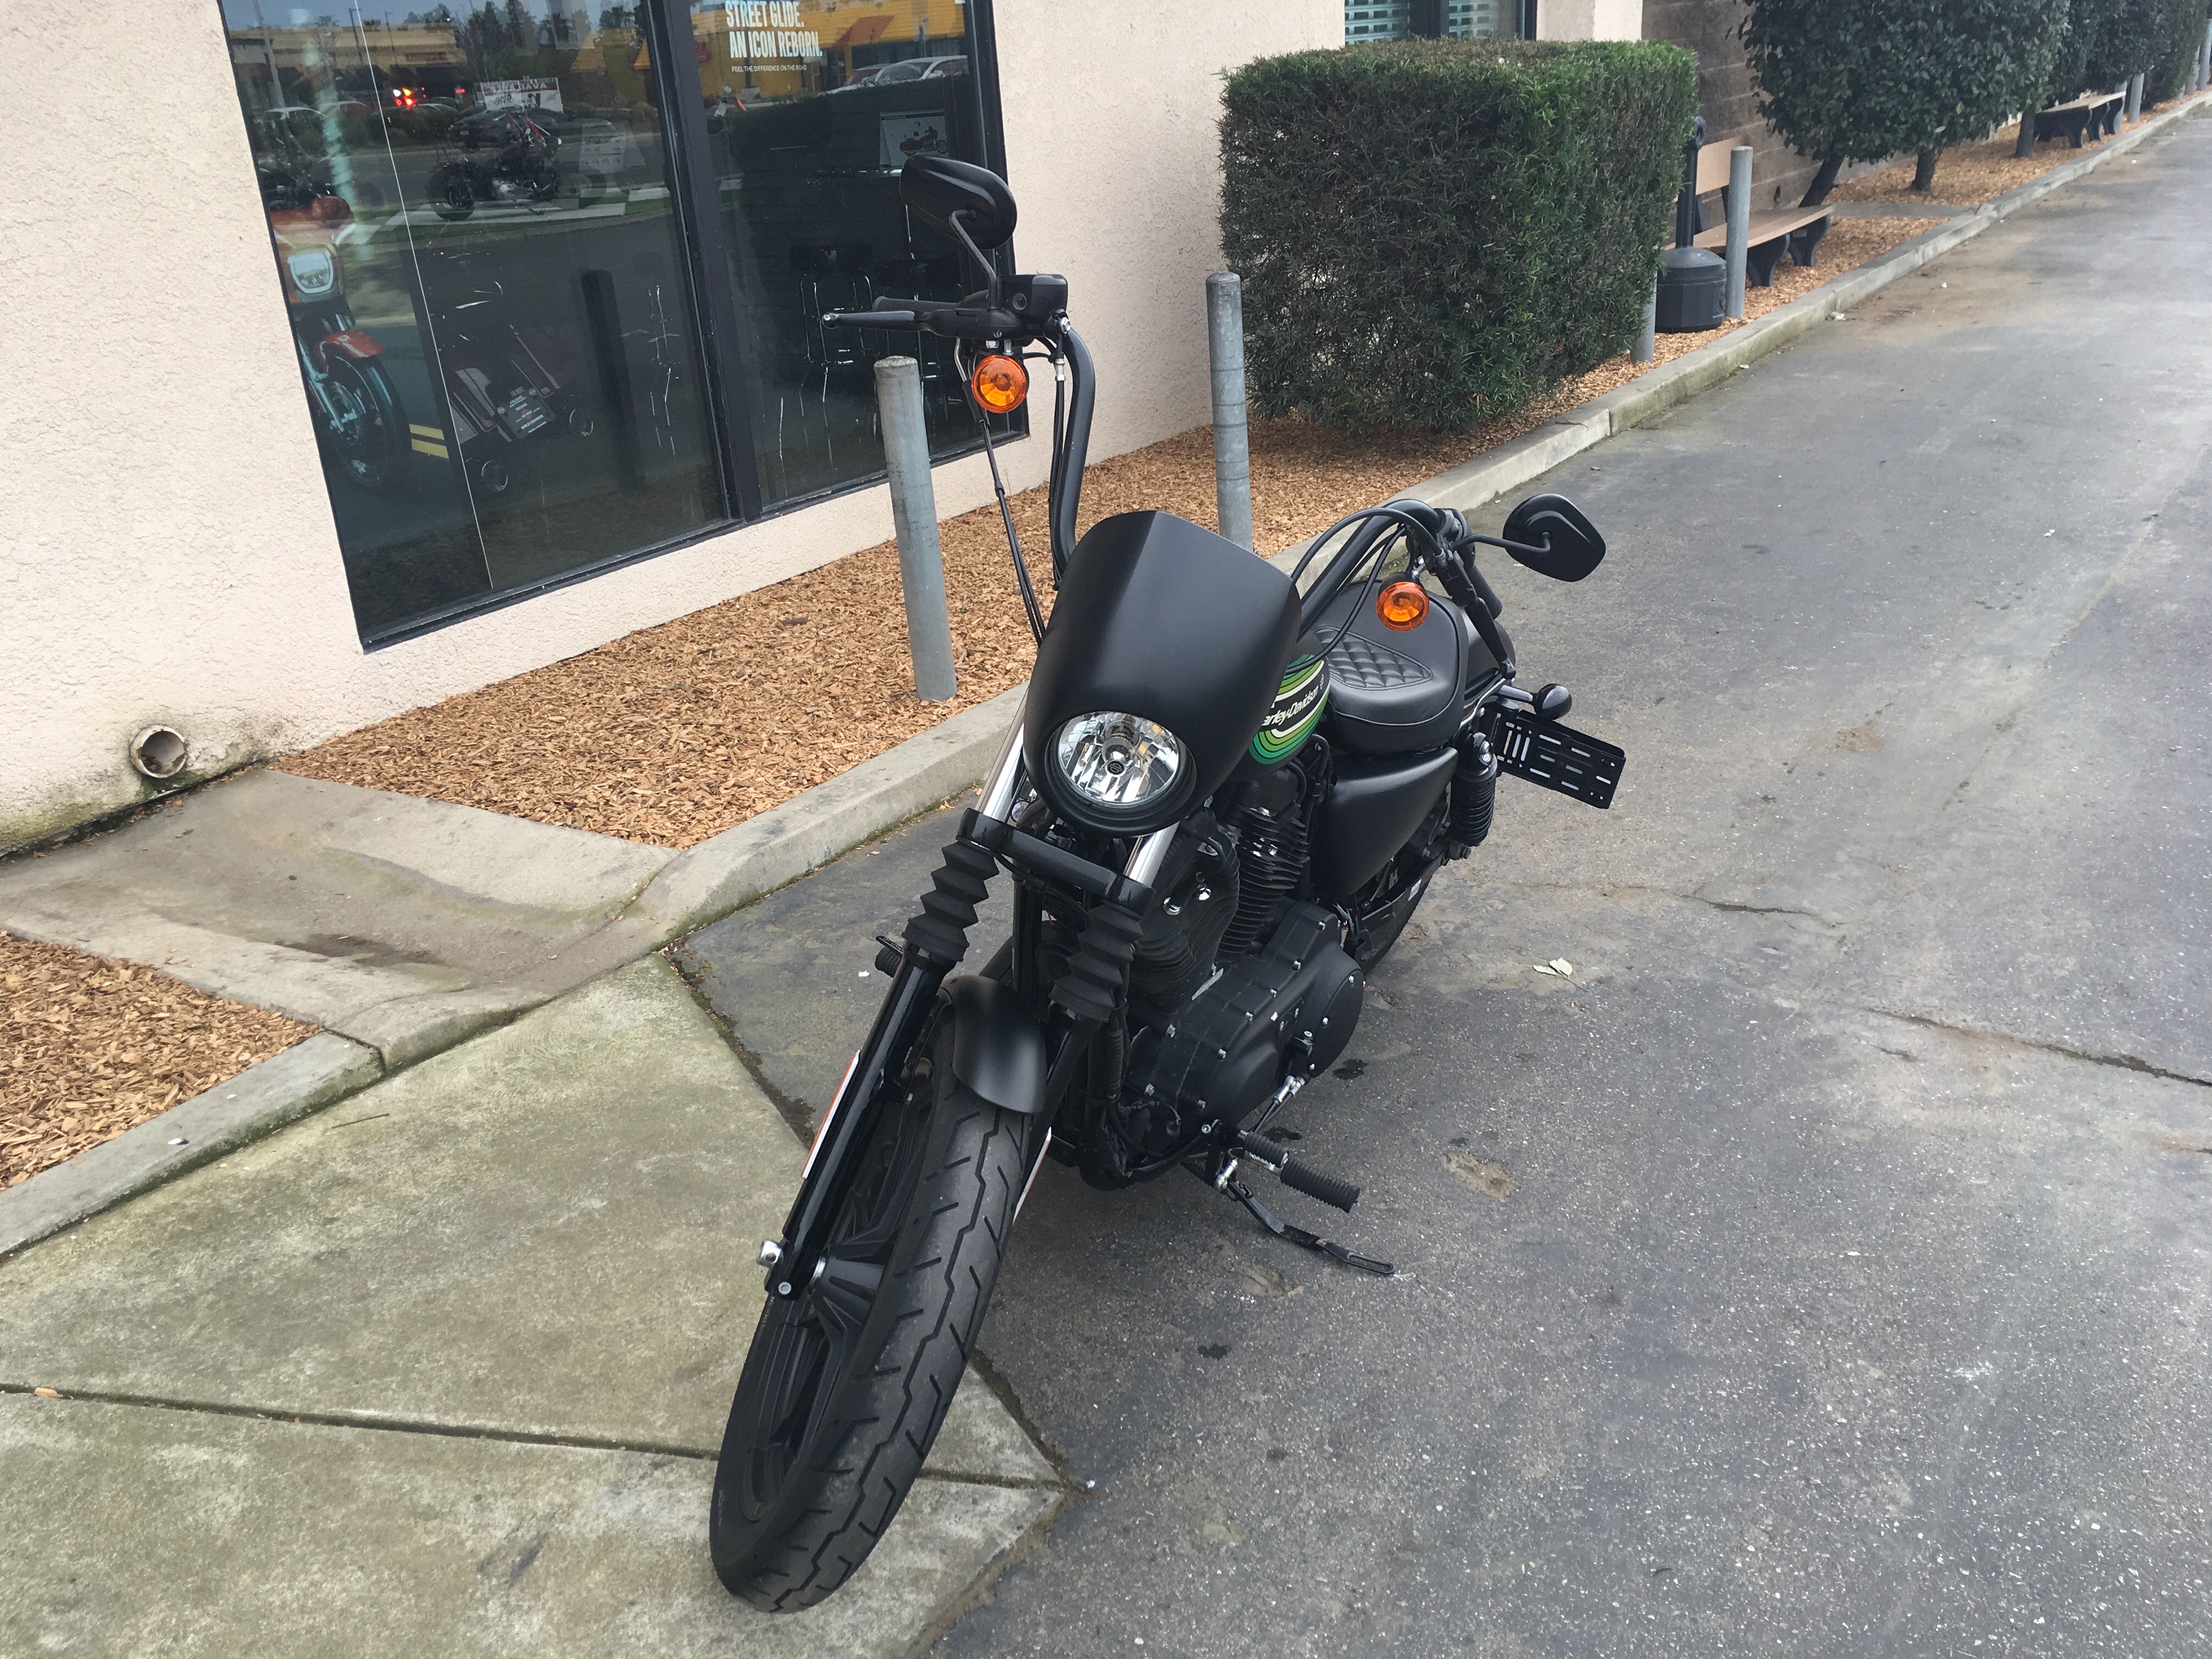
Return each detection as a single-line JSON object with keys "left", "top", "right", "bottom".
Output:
{"left": 680, "top": 116, "right": 2212, "bottom": 1655}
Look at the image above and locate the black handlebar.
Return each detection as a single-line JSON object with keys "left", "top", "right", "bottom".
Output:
{"left": 822, "top": 300, "right": 1028, "bottom": 341}
{"left": 823, "top": 307, "right": 919, "bottom": 329}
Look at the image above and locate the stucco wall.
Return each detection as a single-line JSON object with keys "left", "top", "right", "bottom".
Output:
{"left": 1539, "top": 0, "right": 1642, "bottom": 40}
{"left": 0, "top": 0, "right": 1340, "bottom": 851}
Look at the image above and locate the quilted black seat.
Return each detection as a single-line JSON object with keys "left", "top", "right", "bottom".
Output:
{"left": 1304, "top": 585, "right": 1468, "bottom": 755}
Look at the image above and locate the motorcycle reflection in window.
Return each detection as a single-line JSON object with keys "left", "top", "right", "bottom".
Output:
{"left": 258, "top": 159, "right": 406, "bottom": 495}
{"left": 421, "top": 252, "right": 598, "bottom": 498}
{"left": 427, "top": 110, "right": 562, "bottom": 221}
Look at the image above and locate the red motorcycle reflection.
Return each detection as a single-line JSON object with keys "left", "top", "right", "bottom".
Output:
{"left": 262, "top": 162, "right": 407, "bottom": 493}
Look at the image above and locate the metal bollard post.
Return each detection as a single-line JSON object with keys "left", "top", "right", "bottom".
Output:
{"left": 2126, "top": 72, "right": 2143, "bottom": 122}
{"left": 1724, "top": 145, "right": 1752, "bottom": 320}
{"left": 875, "top": 356, "right": 957, "bottom": 702}
{"left": 1634, "top": 273, "right": 1657, "bottom": 363}
{"left": 1206, "top": 272, "right": 1254, "bottom": 551}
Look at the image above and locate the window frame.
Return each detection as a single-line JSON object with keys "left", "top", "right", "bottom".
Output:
{"left": 335, "top": 0, "right": 1014, "bottom": 651}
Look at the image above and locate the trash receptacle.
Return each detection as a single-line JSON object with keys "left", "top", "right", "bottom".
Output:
{"left": 1656, "top": 246, "right": 1726, "bottom": 332}
{"left": 1655, "top": 116, "right": 1726, "bottom": 334}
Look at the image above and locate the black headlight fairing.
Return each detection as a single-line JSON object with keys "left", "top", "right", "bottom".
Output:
{"left": 1024, "top": 511, "right": 1299, "bottom": 832}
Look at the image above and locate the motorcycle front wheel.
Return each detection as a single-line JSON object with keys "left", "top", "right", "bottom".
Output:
{"left": 321, "top": 357, "right": 404, "bottom": 494}
{"left": 430, "top": 167, "right": 476, "bottom": 220}
{"left": 710, "top": 1009, "right": 1036, "bottom": 1612}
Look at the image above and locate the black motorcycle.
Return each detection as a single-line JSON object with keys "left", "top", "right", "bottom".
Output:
{"left": 711, "top": 155, "right": 1625, "bottom": 1611}
{"left": 427, "top": 109, "right": 562, "bottom": 220}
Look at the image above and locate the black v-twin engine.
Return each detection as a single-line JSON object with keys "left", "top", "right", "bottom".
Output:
{"left": 1122, "top": 902, "right": 1363, "bottom": 1143}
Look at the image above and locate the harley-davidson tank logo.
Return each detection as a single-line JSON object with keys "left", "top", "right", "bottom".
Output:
{"left": 1250, "top": 654, "right": 1329, "bottom": 764}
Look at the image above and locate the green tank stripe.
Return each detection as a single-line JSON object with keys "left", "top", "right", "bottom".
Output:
{"left": 1249, "top": 655, "right": 1329, "bottom": 763}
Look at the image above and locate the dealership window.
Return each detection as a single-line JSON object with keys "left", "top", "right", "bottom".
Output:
{"left": 1345, "top": 0, "right": 1526, "bottom": 39}
{"left": 221, "top": 0, "right": 1004, "bottom": 644}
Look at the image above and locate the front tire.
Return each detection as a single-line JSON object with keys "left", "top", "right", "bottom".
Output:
{"left": 430, "top": 167, "right": 476, "bottom": 220}
{"left": 711, "top": 1012, "right": 1036, "bottom": 1611}
{"left": 320, "top": 356, "right": 404, "bottom": 494}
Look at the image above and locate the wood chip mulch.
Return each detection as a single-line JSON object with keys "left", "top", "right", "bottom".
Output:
{"left": 276, "top": 212, "right": 1938, "bottom": 850}
{"left": 2, "top": 931, "right": 315, "bottom": 1189}
{"left": 1835, "top": 99, "right": 2205, "bottom": 208}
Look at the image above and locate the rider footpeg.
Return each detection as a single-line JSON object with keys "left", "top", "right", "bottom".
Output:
{"left": 1279, "top": 1158, "right": 1361, "bottom": 1214}
{"left": 1238, "top": 1130, "right": 1359, "bottom": 1212}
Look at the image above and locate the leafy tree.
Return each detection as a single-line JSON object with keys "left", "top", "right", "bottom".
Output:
{"left": 2085, "top": 0, "right": 2212, "bottom": 99}
{"left": 2019, "top": 0, "right": 2209, "bottom": 154}
{"left": 1743, "top": 0, "right": 2069, "bottom": 204}
{"left": 2017, "top": 0, "right": 2104, "bottom": 153}
{"left": 2145, "top": 0, "right": 2212, "bottom": 100}
{"left": 2085, "top": 0, "right": 2165, "bottom": 85}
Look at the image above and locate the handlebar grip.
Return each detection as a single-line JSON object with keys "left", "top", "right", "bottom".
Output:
{"left": 822, "top": 308, "right": 918, "bottom": 329}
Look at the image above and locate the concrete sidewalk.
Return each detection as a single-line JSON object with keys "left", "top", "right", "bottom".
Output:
{"left": 0, "top": 690, "right": 1027, "bottom": 1079}
{"left": 0, "top": 960, "right": 1064, "bottom": 1656}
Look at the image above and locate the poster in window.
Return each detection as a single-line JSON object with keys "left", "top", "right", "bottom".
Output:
{"left": 878, "top": 112, "right": 949, "bottom": 171}
{"left": 482, "top": 77, "right": 565, "bottom": 112}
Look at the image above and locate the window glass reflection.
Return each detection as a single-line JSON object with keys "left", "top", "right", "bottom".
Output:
{"left": 224, "top": 0, "right": 724, "bottom": 640}
{"left": 689, "top": 1, "right": 1009, "bottom": 508}
{"left": 1345, "top": 2, "right": 1511, "bottom": 40}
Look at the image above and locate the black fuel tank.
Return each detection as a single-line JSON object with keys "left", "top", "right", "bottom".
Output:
{"left": 1311, "top": 747, "right": 1458, "bottom": 899}
{"left": 1025, "top": 511, "right": 1299, "bottom": 830}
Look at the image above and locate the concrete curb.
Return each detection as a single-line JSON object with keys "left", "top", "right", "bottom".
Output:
{"left": 628, "top": 684, "right": 1026, "bottom": 941}
{"left": 0, "top": 1033, "right": 381, "bottom": 1259}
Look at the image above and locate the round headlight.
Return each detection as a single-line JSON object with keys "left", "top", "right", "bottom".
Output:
{"left": 1051, "top": 711, "right": 1186, "bottom": 817}
{"left": 286, "top": 249, "right": 336, "bottom": 296}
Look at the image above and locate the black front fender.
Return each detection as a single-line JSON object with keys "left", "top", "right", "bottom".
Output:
{"left": 946, "top": 975, "right": 1046, "bottom": 1115}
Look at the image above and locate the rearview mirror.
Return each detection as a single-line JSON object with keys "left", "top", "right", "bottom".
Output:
{"left": 1500, "top": 494, "right": 1606, "bottom": 582}
{"left": 899, "top": 154, "right": 1017, "bottom": 251}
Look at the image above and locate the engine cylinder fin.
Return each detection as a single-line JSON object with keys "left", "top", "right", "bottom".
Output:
{"left": 1222, "top": 805, "right": 1306, "bottom": 957}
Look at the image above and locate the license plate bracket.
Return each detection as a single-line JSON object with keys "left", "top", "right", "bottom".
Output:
{"left": 1489, "top": 708, "right": 1625, "bottom": 809}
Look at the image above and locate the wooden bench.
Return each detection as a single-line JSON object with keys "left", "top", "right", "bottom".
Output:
{"left": 2034, "top": 89, "right": 2124, "bottom": 148}
{"left": 1684, "top": 138, "right": 1832, "bottom": 289}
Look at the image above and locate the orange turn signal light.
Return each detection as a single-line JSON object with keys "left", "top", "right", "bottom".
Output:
{"left": 969, "top": 354, "right": 1028, "bottom": 414}
{"left": 1377, "top": 579, "right": 1430, "bottom": 631}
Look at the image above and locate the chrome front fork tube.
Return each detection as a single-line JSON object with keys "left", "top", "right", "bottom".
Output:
{"left": 977, "top": 716, "right": 1026, "bottom": 824}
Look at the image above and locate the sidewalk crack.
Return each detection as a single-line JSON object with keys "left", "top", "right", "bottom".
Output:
{"left": 0, "top": 1383, "right": 721, "bottom": 1459}
{"left": 662, "top": 946, "right": 817, "bottom": 1142}
{"left": 3, "top": 1381, "right": 1077, "bottom": 1492}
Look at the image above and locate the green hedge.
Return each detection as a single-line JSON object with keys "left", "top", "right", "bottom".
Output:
{"left": 1220, "top": 40, "right": 1696, "bottom": 433}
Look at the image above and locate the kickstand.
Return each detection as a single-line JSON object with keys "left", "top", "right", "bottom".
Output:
{"left": 1221, "top": 1173, "right": 1395, "bottom": 1278}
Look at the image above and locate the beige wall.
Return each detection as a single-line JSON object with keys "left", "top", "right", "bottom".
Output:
{"left": 0, "top": 0, "right": 1341, "bottom": 851}
{"left": 1539, "top": 0, "right": 1642, "bottom": 40}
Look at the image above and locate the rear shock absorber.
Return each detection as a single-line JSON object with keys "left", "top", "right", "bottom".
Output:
{"left": 1450, "top": 732, "right": 1498, "bottom": 854}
